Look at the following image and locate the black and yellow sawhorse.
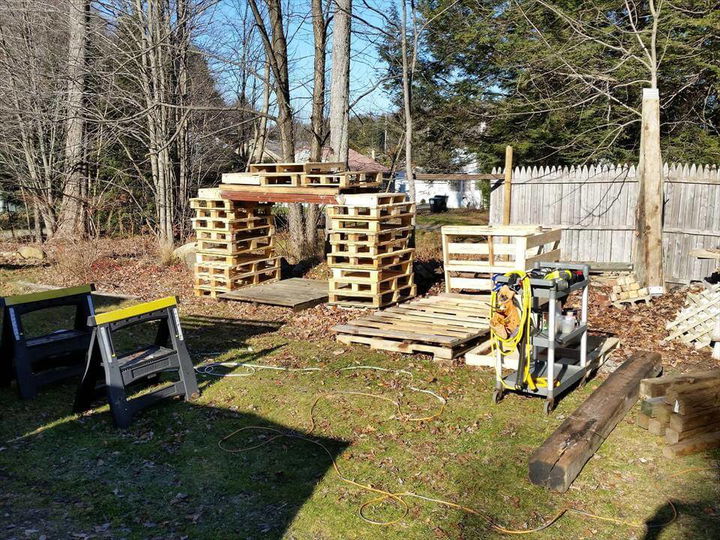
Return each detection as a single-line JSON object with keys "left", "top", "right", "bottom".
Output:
{"left": 74, "top": 296, "right": 199, "bottom": 428}
{"left": 0, "top": 285, "right": 95, "bottom": 399}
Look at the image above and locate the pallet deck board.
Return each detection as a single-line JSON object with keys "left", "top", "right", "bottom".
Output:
{"left": 219, "top": 278, "right": 329, "bottom": 311}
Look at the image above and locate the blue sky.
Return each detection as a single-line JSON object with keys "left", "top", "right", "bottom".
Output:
{"left": 206, "top": 0, "right": 395, "bottom": 121}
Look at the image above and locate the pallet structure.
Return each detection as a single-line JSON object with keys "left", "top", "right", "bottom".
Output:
{"left": 663, "top": 284, "right": 720, "bottom": 348}
{"left": 326, "top": 193, "right": 417, "bottom": 308}
{"left": 441, "top": 225, "right": 561, "bottom": 292}
{"left": 608, "top": 274, "right": 651, "bottom": 307}
{"left": 221, "top": 161, "right": 382, "bottom": 190}
{"left": 333, "top": 293, "right": 490, "bottom": 360}
{"left": 636, "top": 369, "right": 720, "bottom": 457}
{"left": 191, "top": 195, "right": 279, "bottom": 298}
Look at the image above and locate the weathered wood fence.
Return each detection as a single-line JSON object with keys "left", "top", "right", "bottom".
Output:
{"left": 489, "top": 163, "right": 720, "bottom": 283}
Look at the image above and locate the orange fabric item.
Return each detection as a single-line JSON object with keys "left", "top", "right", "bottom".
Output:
{"left": 490, "top": 285, "right": 521, "bottom": 339}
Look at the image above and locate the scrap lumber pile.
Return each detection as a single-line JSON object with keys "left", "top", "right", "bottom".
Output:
{"left": 221, "top": 162, "right": 382, "bottom": 189}
{"left": 333, "top": 293, "right": 489, "bottom": 360}
{"left": 326, "top": 193, "right": 416, "bottom": 308}
{"left": 608, "top": 273, "right": 651, "bottom": 307}
{"left": 529, "top": 351, "right": 662, "bottom": 492}
{"left": 191, "top": 189, "right": 279, "bottom": 298}
{"left": 637, "top": 369, "right": 720, "bottom": 458}
{"left": 441, "top": 225, "right": 561, "bottom": 293}
{"left": 663, "top": 284, "right": 720, "bottom": 349}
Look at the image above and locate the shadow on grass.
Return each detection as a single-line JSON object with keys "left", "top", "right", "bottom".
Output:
{"left": 0, "top": 393, "right": 348, "bottom": 538}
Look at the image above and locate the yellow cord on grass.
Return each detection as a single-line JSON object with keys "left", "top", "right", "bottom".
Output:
{"left": 219, "top": 389, "right": 692, "bottom": 534}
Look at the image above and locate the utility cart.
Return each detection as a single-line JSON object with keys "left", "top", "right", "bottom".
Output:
{"left": 492, "top": 262, "right": 591, "bottom": 414}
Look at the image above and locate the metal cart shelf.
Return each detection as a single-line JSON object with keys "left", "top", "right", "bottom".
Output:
{"left": 493, "top": 262, "right": 591, "bottom": 414}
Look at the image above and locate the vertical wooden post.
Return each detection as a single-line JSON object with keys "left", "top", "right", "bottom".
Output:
{"left": 502, "top": 145, "right": 514, "bottom": 226}
{"left": 635, "top": 88, "right": 664, "bottom": 292}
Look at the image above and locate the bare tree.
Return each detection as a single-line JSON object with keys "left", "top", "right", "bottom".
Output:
{"left": 56, "top": 0, "right": 88, "bottom": 238}
{"left": 518, "top": 0, "right": 666, "bottom": 287}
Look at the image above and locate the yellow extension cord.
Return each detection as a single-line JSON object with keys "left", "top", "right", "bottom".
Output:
{"left": 209, "top": 364, "right": 714, "bottom": 535}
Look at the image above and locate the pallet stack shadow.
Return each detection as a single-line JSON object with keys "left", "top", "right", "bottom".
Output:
{"left": 637, "top": 369, "right": 720, "bottom": 457}
{"left": 191, "top": 190, "right": 279, "bottom": 298}
{"left": 326, "top": 193, "right": 416, "bottom": 308}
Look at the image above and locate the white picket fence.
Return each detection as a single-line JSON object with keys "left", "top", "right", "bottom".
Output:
{"left": 489, "top": 163, "right": 720, "bottom": 282}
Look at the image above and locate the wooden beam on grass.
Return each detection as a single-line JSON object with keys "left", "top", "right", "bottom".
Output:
{"left": 529, "top": 351, "right": 662, "bottom": 492}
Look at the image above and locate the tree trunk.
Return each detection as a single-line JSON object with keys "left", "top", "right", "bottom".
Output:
{"left": 329, "top": 0, "right": 351, "bottom": 165}
{"left": 635, "top": 87, "right": 664, "bottom": 291}
{"left": 266, "top": 0, "right": 295, "bottom": 160}
{"left": 305, "top": 0, "right": 328, "bottom": 256}
{"left": 400, "top": 0, "right": 415, "bottom": 202}
{"left": 175, "top": 0, "right": 191, "bottom": 239}
{"left": 56, "top": 0, "right": 87, "bottom": 238}
{"left": 310, "top": 0, "right": 327, "bottom": 162}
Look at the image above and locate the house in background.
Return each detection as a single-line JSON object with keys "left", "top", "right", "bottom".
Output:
{"left": 394, "top": 157, "right": 487, "bottom": 209}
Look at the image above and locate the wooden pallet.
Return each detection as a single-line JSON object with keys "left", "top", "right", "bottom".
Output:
{"left": 330, "top": 273, "right": 414, "bottom": 296}
{"left": 334, "top": 192, "right": 407, "bottom": 206}
{"left": 196, "top": 236, "right": 274, "bottom": 256}
{"left": 191, "top": 215, "right": 274, "bottom": 232}
{"left": 302, "top": 171, "right": 381, "bottom": 188}
{"left": 328, "top": 226, "right": 415, "bottom": 246}
{"left": 195, "top": 256, "right": 280, "bottom": 279}
{"left": 195, "top": 226, "right": 274, "bottom": 242}
{"left": 327, "top": 248, "right": 414, "bottom": 270}
{"left": 249, "top": 162, "right": 305, "bottom": 173}
{"left": 333, "top": 293, "right": 490, "bottom": 360}
{"left": 329, "top": 214, "right": 415, "bottom": 233}
{"left": 329, "top": 283, "right": 417, "bottom": 309}
{"left": 195, "top": 265, "right": 280, "bottom": 289}
{"left": 327, "top": 202, "right": 415, "bottom": 220}
{"left": 303, "top": 162, "right": 346, "bottom": 174}
{"left": 256, "top": 173, "right": 303, "bottom": 186}
{"left": 329, "top": 236, "right": 411, "bottom": 257}
{"left": 190, "top": 197, "right": 234, "bottom": 210}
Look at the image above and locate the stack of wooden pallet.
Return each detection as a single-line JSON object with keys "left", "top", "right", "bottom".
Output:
{"left": 608, "top": 274, "right": 651, "bottom": 307}
{"left": 191, "top": 193, "right": 279, "bottom": 298}
{"left": 221, "top": 162, "right": 382, "bottom": 189}
{"left": 326, "top": 193, "right": 416, "bottom": 308}
{"left": 663, "top": 284, "right": 720, "bottom": 349}
{"left": 637, "top": 369, "right": 720, "bottom": 457}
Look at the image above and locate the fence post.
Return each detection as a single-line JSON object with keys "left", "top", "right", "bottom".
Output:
{"left": 502, "top": 145, "right": 514, "bottom": 225}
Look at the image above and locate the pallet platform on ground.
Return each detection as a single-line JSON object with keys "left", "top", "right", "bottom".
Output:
{"left": 220, "top": 278, "right": 329, "bottom": 311}
{"left": 333, "top": 293, "right": 490, "bottom": 360}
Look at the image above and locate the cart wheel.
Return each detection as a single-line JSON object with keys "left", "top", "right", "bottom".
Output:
{"left": 544, "top": 399, "right": 555, "bottom": 415}
{"left": 492, "top": 390, "right": 504, "bottom": 404}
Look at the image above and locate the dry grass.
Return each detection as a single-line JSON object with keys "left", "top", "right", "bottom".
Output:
{"left": 50, "top": 240, "right": 101, "bottom": 286}
{"left": 157, "top": 241, "right": 180, "bottom": 266}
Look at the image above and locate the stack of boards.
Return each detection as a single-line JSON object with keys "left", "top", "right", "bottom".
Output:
{"left": 191, "top": 189, "right": 279, "bottom": 298}
{"left": 326, "top": 192, "right": 416, "bottom": 308}
{"left": 637, "top": 369, "right": 720, "bottom": 457}
{"left": 222, "top": 162, "right": 381, "bottom": 189}
{"left": 608, "top": 273, "right": 651, "bottom": 308}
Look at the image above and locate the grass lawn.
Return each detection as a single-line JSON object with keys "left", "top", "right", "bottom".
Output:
{"left": 1, "top": 235, "right": 719, "bottom": 539}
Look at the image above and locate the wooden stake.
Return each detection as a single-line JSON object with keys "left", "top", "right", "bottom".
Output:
{"left": 502, "top": 145, "right": 513, "bottom": 226}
